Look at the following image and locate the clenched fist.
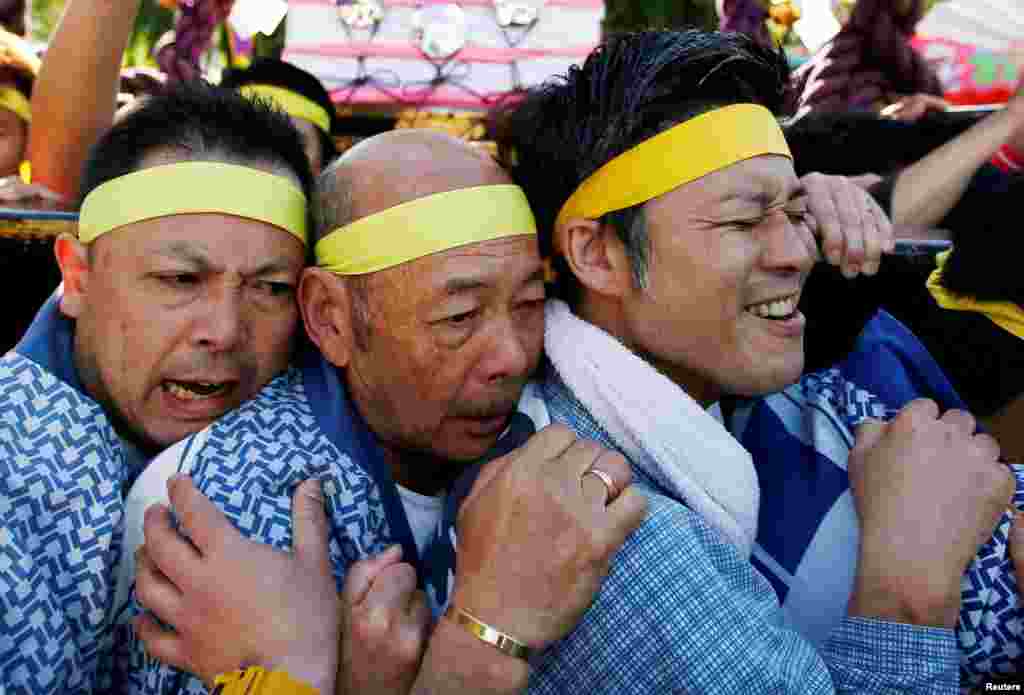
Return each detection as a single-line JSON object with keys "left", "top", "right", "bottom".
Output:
{"left": 848, "top": 400, "right": 1013, "bottom": 627}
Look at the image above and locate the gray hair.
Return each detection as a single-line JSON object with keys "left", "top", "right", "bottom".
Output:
{"left": 311, "top": 159, "right": 357, "bottom": 245}
{"left": 311, "top": 159, "right": 374, "bottom": 351}
{"left": 604, "top": 205, "right": 650, "bottom": 290}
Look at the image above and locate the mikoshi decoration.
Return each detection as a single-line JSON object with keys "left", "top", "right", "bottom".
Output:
{"left": 412, "top": 4, "right": 468, "bottom": 60}
{"left": 338, "top": 0, "right": 385, "bottom": 30}
{"left": 915, "top": 0, "right": 1024, "bottom": 105}
{"left": 284, "top": 0, "right": 603, "bottom": 110}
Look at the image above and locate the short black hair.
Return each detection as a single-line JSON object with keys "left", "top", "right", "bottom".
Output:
{"left": 221, "top": 58, "right": 338, "bottom": 167}
{"left": 80, "top": 79, "right": 315, "bottom": 205}
{"left": 0, "top": 0, "right": 27, "bottom": 37}
{"left": 492, "top": 29, "right": 790, "bottom": 305}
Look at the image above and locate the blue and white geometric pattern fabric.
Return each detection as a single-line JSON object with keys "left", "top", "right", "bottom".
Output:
{"left": 112, "top": 367, "right": 401, "bottom": 695}
{"left": 732, "top": 368, "right": 1024, "bottom": 689}
{"left": 0, "top": 352, "right": 128, "bottom": 695}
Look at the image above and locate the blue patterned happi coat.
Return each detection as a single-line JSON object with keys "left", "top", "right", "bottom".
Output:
{"left": 732, "top": 311, "right": 1024, "bottom": 687}
{"left": 0, "top": 295, "right": 420, "bottom": 694}
{"left": 0, "top": 296, "right": 136, "bottom": 694}
{"left": 110, "top": 350, "right": 425, "bottom": 694}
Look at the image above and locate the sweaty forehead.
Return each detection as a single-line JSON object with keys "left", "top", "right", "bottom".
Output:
{"left": 650, "top": 155, "right": 800, "bottom": 214}
{"left": 372, "top": 235, "right": 542, "bottom": 303}
{"left": 94, "top": 212, "right": 305, "bottom": 274}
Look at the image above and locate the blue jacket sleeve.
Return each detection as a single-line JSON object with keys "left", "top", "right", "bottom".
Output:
{"left": 527, "top": 489, "right": 959, "bottom": 695}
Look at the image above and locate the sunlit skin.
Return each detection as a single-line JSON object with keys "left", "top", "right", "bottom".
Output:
{"left": 56, "top": 152, "right": 306, "bottom": 452}
{"left": 564, "top": 155, "right": 817, "bottom": 406}
{"left": 301, "top": 131, "right": 545, "bottom": 494}
{"left": 346, "top": 236, "right": 545, "bottom": 478}
{"left": 0, "top": 103, "right": 26, "bottom": 178}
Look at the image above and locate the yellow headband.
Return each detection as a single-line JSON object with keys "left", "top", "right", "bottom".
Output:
{"left": 78, "top": 161, "right": 308, "bottom": 245}
{"left": 239, "top": 84, "right": 332, "bottom": 134}
{"left": 316, "top": 184, "right": 537, "bottom": 275}
{"left": 556, "top": 104, "right": 792, "bottom": 229}
{"left": 0, "top": 86, "right": 29, "bottom": 123}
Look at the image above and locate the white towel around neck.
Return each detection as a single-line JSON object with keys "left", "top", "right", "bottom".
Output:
{"left": 542, "top": 299, "right": 760, "bottom": 556}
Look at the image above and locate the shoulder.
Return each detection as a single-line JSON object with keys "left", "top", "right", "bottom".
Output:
{"left": 528, "top": 488, "right": 812, "bottom": 694}
{"left": 620, "top": 486, "right": 777, "bottom": 602}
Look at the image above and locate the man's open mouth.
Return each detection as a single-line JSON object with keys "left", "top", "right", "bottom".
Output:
{"left": 162, "top": 380, "right": 234, "bottom": 401}
{"left": 745, "top": 293, "right": 800, "bottom": 321}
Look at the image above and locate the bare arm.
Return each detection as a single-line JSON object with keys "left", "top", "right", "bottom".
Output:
{"left": 27, "top": 0, "right": 140, "bottom": 199}
{"left": 889, "top": 94, "right": 1024, "bottom": 230}
{"left": 406, "top": 618, "right": 530, "bottom": 695}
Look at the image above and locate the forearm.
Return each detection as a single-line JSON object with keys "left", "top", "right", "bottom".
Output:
{"left": 28, "top": 0, "right": 140, "bottom": 199}
{"left": 408, "top": 615, "right": 530, "bottom": 695}
{"left": 891, "top": 108, "right": 1022, "bottom": 230}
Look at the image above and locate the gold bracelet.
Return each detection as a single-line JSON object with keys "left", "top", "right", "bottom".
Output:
{"left": 212, "top": 666, "right": 321, "bottom": 695}
{"left": 445, "top": 605, "right": 534, "bottom": 661}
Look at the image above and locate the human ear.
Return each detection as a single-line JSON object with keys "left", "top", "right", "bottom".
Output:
{"left": 53, "top": 233, "right": 91, "bottom": 318}
{"left": 555, "top": 217, "right": 635, "bottom": 300}
{"left": 298, "top": 268, "right": 354, "bottom": 369}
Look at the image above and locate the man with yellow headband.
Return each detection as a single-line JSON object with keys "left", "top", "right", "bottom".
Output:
{"left": 108, "top": 127, "right": 646, "bottom": 695}
{"left": 221, "top": 58, "right": 339, "bottom": 176}
{"left": 468, "top": 29, "right": 1019, "bottom": 691}
{"left": 0, "top": 26, "right": 36, "bottom": 179}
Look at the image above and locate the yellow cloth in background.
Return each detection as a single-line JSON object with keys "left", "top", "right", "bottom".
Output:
{"left": 927, "top": 250, "right": 1024, "bottom": 340}
{"left": 239, "top": 84, "right": 331, "bottom": 134}
{"left": 0, "top": 86, "right": 30, "bottom": 124}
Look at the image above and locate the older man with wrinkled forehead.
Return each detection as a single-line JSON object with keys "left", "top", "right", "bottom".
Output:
{"left": 122, "top": 129, "right": 644, "bottom": 695}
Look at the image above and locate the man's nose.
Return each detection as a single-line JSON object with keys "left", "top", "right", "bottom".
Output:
{"left": 761, "top": 213, "right": 816, "bottom": 274}
{"left": 188, "top": 285, "right": 248, "bottom": 352}
{"left": 481, "top": 314, "right": 533, "bottom": 384}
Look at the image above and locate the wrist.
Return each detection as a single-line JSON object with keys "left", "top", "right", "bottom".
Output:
{"left": 849, "top": 565, "right": 960, "bottom": 628}
{"left": 411, "top": 615, "right": 530, "bottom": 695}
{"left": 440, "top": 613, "right": 532, "bottom": 684}
{"left": 446, "top": 605, "right": 533, "bottom": 661}
{"left": 449, "top": 586, "right": 547, "bottom": 650}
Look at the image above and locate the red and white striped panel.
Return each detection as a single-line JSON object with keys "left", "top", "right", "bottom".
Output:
{"left": 284, "top": 0, "right": 604, "bottom": 109}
